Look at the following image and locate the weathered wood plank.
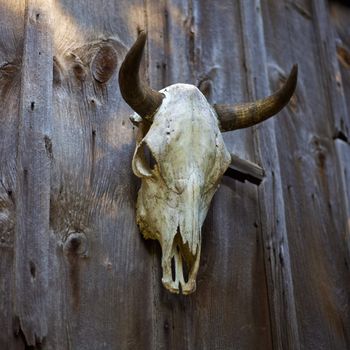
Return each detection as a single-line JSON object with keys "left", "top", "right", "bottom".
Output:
{"left": 331, "top": 2, "right": 350, "bottom": 259}
{"left": 239, "top": 1, "right": 301, "bottom": 349}
{"left": 261, "top": 0, "right": 350, "bottom": 348}
{"left": 330, "top": 1, "right": 350, "bottom": 139}
{"left": 311, "top": 0, "right": 349, "bottom": 140}
{"left": 45, "top": 2, "right": 155, "bottom": 349}
{"left": 14, "top": 0, "right": 53, "bottom": 347}
{"left": 144, "top": 0, "right": 167, "bottom": 92}
{"left": 0, "top": 1, "right": 25, "bottom": 348}
{"left": 335, "top": 139, "right": 350, "bottom": 255}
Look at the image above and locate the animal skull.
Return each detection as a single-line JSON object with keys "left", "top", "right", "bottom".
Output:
{"left": 119, "top": 31, "right": 297, "bottom": 294}
{"left": 132, "top": 83, "right": 231, "bottom": 293}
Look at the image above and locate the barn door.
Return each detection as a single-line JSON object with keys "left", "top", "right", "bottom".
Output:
{"left": 1, "top": 1, "right": 349, "bottom": 349}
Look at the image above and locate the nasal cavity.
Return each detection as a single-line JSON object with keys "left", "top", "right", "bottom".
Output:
{"left": 182, "top": 255, "right": 189, "bottom": 283}
{"left": 171, "top": 256, "right": 176, "bottom": 282}
{"left": 173, "top": 229, "right": 191, "bottom": 283}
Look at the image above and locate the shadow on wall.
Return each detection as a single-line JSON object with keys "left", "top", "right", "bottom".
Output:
{"left": 329, "top": 0, "right": 350, "bottom": 7}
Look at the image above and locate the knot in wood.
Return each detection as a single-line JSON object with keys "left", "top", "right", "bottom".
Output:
{"left": 91, "top": 45, "right": 118, "bottom": 83}
{"left": 63, "top": 232, "right": 88, "bottom": 257}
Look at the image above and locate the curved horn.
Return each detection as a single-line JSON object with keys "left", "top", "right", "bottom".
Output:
{"left": 214, "top": 65, "right": 298, "bottom": 132}
{"left": 118, "top": 31, "right": 164, "bottom": 121}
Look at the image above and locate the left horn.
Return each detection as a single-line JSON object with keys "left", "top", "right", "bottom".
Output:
{"left": 214, "top": 65, "right": 298, "bottom": 132}
{"left": 118, "top": 31, "right": 164, "bottom": 121}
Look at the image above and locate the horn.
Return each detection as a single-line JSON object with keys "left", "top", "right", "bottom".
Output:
{"left": 214, "top": 65, "right": 298, "bottom": 132}
{"left": 118, "top": 31, "right": 164, "bottom": 121}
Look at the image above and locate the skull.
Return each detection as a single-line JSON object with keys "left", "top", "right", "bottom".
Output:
{"left": 119, "top": 31, "right": 297, "bottom": 294}
{"left": 132, "top": 84, "right": 231, "bottom": 293}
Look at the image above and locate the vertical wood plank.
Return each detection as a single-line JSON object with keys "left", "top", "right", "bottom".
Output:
{"left": 143, "top": 3, "right": 169, "bottom": 349}
{"left": 238, "top": 1, "right": 301, "bottom": 349}
{"left": 0, "top": 1, "right": 25, "bottom": 348}
{"left": 335, "top": 139, "right": 350, "bottom": 255}
{"left": 45, "top": 1, "right": 155, "bottom": 349}
{"left": 144, "top": 0, "right": 167, "bottom": 91}
{"left": 331, "top": 2, "right": 350, "bottom": 257}
{"left": 261, "top": 0, "right": 350, "bottom": 348}
{"left": 14, "top": 0, "right": 53, "bottom": 346}
{"left": 329, "top": 1, "right": 350, "bottom": 138}
{"left": 311, "top": 0, "right": 349, "bottom": 140}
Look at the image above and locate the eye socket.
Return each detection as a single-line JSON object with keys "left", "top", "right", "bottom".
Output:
{"left": 149, "top": 148, "right": 157, "bottom": 170}
{"left": 132, "top": 141, "right": 158, "bottom": 178}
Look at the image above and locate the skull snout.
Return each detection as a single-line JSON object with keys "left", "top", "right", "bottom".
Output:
{"left": 161, "top": 229, "right": 201, "bottom": 295}
{"left": 159, "top": 176, "right": 204, "bottom": 294}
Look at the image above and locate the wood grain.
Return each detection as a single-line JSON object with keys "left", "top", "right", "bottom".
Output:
{"left": 262, "top": 0, "right": 350, "bottom": 348}
{"left": 330, "top": 1, "right": 350, "bottom": 141}
{"left": 239, "top": 2, "right": 301, "bottom": 348}
{"left": 1, "top": 0, "right": 350, "bottom": 349}
{"left": 335, "top": 140, "right": 350, "bottom": 255}
{"left": 14, "top": 0, "right": 53, "bottom": 347}
{"left": 45, "top": 1, "right": 155, "bottom": 349}
{"left": 0, "top": 1, "right": 24, "bottom": 348}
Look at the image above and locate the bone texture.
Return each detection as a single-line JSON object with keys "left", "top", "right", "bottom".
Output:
{"left": 132, "top": 84, "right": 231, "bottom": 294}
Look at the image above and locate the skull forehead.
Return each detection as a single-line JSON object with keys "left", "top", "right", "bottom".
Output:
{"left": 142, "top": 84, "right": 228, "bottom": 181}
{"left": 153, "top": 83, "right": 219, "bottom": 133}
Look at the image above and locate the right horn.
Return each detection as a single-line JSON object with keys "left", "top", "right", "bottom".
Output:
{"left": 214, "top": 65, "right": 298, "bottom": 132}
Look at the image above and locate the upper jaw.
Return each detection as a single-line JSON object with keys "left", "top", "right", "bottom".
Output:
{"left": 161, "top": 232, "right": 201, "bottom": 295}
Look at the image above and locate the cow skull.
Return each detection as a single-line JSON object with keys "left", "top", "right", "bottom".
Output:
{"left": 119, "top": 31, "right": 297, "bottom": 294}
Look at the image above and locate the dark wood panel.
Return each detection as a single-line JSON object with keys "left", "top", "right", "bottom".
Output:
{"left": 262, "top": 0, "right": 350, "bottom": 349}
{"left": 239, "top": 2, "right": 301, "bottom": 349}
{"left": 330, "top": 1, "right": 350, "bottom": 140}
{"left": 335, "top": 139, "right": 350, "bottom": 255}
{"left": 312, "top": 0, "right": 349, "bottom": 139}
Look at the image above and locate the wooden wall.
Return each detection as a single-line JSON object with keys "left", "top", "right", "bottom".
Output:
{"left": 0, "top": 0, "right": 349, "bottom": 349}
